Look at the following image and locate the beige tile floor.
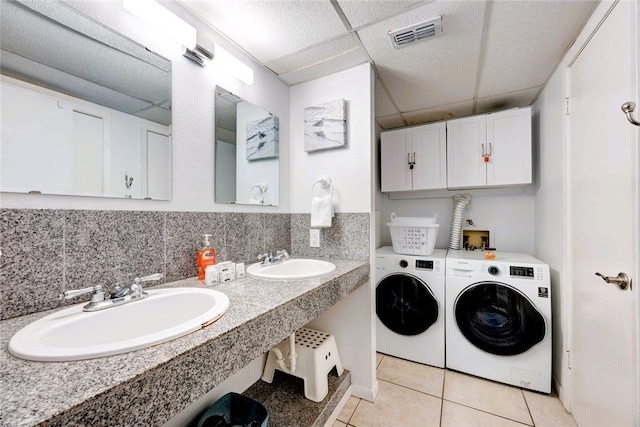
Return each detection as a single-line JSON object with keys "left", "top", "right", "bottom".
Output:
{"left": 334, "top": 353, "right": 577, "bottom": 427}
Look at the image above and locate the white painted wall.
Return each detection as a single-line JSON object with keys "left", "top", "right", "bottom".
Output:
{"left": 379, "top": 190, "right": 535, "bottom": 253}
{"left": 0, "top": 0, "right": 290, "bottom": 213}
{"left": 290, "top": 63, "right": 372, "bottom": 214}
{"left": 291, "top": 63, "right": 377, "bottom": 401}
{"left": 532, "top": 65, "right": 568, "bottom": 399}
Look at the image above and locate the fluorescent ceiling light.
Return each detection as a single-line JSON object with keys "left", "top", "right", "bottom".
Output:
{"left": 213, "top": 45, "right": 254, "bottom": 85}
{"left": 123, "top": 0, "right": 196, "bottom": 49}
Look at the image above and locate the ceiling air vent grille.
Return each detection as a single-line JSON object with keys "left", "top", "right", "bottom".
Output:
{"left": 388, "top": 16, "right": 442, "bottom": 49}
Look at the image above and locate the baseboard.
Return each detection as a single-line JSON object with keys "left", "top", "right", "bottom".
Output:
{"left": 322, "top": 385, "right": 352, "bottom": 427}
{"left": 351, "top": 379, "right": 379, "bottom": 402}
{"left": 553, "top": 374, "right": 570, "bottom": 412}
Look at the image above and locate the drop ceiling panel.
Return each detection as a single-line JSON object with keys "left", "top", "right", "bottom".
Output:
{"left": 337, "top": 0, "right": 426, "bottom": 29}
{"left": 266, "top": 34, "right": 361, "bottom": 75}
{"left": 375, "top": 78, "right": 398, "bottom": 117}
{"left": 377, "top": 114, "right": 406, "bottom": 130}
{"left": 403, "top": 99, "right": 473, "bottom": 126}
{"left": 475, "top": 87, "right": 540, "bottom": 114}
{"left": 358, "top": 0, "right": 487, "bottom": 112}
{"left": 279, "top": 48, "right": 369, "bottom": 85}
{"left": 1, "top": 51, "right": 164, "bottom": 122}
{"left": 181, "top": 0, "right": 348, "bottom": 63}
{"left": 478, "top": 0, "right": 597, "bottom": 98}
{"left": 1, "top": 1, "right": 171, "bottom": 104}
{"left": 136, "top": 107, "right": 172, "bottom": 126}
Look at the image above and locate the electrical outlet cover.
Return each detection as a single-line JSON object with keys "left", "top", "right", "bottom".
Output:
{"left": 310, "top": 229, "right": 320, "bottom": 247}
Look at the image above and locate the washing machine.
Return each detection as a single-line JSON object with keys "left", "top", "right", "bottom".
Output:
{"left": 376, "top": 246, "right": 446, "bottom": 367}
{"left": 446, "top": 250, "right": 552, "bottom": 393}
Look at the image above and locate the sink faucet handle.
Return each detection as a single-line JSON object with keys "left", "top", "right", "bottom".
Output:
{"left": 276, "top": 249, "right": 289, "bottom": 259}
{"left": 59, "top": 285, "right": 105, "bottom": 302}
{"left": 137, "top": 273, "right": 163, "bottom": 283}
{"left": 130, "top": 273, "right": 163, "bottom": 293}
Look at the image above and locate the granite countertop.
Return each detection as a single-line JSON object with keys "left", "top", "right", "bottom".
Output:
{"left": 0, "top": 259, "right": 369, "bottom": 427}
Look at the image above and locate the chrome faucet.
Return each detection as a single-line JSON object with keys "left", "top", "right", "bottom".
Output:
{"left": 257, "top": 250, "right": 290, "bottom": 266}
{"left": 59, "top": 273, "right": 163, "bottom": 312}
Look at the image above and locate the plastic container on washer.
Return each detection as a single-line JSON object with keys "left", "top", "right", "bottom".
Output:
{"left": 387, "top": 212, "right": 439, "bottom": 256}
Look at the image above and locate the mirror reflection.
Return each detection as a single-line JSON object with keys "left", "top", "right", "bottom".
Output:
{"left": 0, "top": 0, "right": 172, "bottom": 200}
{"left": 215, "top": 87, "right": 279, "bottom": 206}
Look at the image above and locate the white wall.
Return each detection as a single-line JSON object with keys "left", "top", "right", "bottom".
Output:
{"left": 379, "top": 190, "right": 535, "bottom": 253}
{"left": 532, "top": 66, "right": 568, "bottom": 398}
{"left": 0, "top": 0, "right": 290, "bottom": 213}
{"left": 291, "top": 63, "right": 378, "bottom": 401}
{"left": 290, "top": 63, "right": 372, "bottom": 214}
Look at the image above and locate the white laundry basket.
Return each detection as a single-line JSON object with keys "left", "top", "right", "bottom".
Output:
{"left": 387, "top": 212, "right": 439, "bottom": 256}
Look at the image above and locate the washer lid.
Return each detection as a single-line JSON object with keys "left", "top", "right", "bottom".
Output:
{"left": 376, "top": 273, "right": 439, "bottom": 336}
{"left": 455, "top": 282, "right": 546, "bottom": 356}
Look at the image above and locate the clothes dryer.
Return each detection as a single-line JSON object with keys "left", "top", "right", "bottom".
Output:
{"left": 446, "top": 250, "right": 552, "bottom": 393}
{"left": 376, "top": 246, "right": 446, "bottom": 367}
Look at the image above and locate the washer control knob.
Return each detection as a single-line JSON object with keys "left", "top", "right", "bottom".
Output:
{"left": 399, "top": 260, "right": 408, "bottom": 268}
{"left": 488, "top": 266, "right": 500, "bottom": 276}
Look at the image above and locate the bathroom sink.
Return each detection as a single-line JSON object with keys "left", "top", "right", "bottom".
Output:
{"left": 8, "top": 287, "right": 230, "bottom": 362}
{"left": 247, "top": 258, "right": 336, "bottom": 280}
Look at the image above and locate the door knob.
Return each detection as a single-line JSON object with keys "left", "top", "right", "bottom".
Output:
{"left": 595, "top": 272, "right": 632, "bottom": 290}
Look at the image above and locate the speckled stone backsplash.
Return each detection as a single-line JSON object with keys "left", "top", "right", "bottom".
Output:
{"left": 291, "top": 213, "right": 370, "bottom": 261}
{"left": 0, "top": 209, "right": 368, "bottom": 320}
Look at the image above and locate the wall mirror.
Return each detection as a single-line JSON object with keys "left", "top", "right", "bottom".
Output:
{"left": 0, "top": 0, "right": 172, "bottom": 200}
{"left": 215, "top": 86, "right": 279, "bottom": 206}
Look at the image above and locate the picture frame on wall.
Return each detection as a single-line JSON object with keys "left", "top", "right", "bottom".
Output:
{"left": 303, "top": 99, "right": 347, "bottom": 152}
{"left": 246, "top": 115, "right": 279, "bottom": 160}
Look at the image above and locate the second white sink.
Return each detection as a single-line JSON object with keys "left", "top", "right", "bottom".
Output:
{"left": 247, "top": 258, "right": 336, "bottom": 280}
{"left": 8, "top": 287, "right": 230, "bottom": 362}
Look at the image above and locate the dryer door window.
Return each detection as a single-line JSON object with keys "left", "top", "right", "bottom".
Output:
{"left": 376, "top": 274, "right": 439, "bottom": 336}
{"left": 455, "top": 282, "right": 546, "bottom": 356}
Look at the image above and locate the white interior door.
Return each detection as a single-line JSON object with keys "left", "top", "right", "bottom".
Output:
{"left": 72, "top": 111, "right": 104, "bottom": 196}
{"left": 146, "top": 130, "right": 171, "bottom": 200}
{"left": 568, "top": 1, "right": 638, "bottom": 426}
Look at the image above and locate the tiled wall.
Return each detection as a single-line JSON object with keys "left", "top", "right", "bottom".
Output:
{"left": 0, "top": 209, "right": 369, "bottom": 320}
{"left": 291, "top": 213, "right": 370, "bottom": 260}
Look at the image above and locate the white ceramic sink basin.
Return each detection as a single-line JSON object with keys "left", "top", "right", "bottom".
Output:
{"left": 247, "top": 258, "right": 336, "bottom": 280}
{"left": 8, "top": 287, "right": 230, "bottom": 362}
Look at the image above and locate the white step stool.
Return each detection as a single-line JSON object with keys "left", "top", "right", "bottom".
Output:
{"left": 261, "top": 328, "right": 343, "bottom": 402}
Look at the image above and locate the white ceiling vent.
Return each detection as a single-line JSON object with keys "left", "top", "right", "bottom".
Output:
{"left": 388, "top": 16, "right": 442, "bottom": 49}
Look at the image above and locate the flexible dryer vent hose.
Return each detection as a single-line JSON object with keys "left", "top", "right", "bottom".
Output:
{"left": 448, "top": 194, "right": 471, "bottom": 250}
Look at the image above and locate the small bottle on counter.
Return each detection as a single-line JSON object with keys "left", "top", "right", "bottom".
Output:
{"left": 197, "top": 234, "right": 216, "bottom": 280}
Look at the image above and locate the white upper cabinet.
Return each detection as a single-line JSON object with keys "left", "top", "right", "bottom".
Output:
{"left": 447, "top": 107, "right": 532, "bottom": 189}
{"left": 381, "top": 122, "right": 447, "bottom": 192}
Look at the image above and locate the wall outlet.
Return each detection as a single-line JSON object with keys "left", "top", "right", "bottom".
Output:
{"left": 310, "top": 229, "right": 320, "bottom": 247}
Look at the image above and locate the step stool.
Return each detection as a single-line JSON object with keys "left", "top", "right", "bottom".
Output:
{"left": 261, "top": 327, "right": 343, "bottom": 403}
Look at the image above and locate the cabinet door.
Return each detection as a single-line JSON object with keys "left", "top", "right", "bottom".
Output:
{"left": 380, "top": 129, "right": 412, "bottom": 192}
{"left": 412, "top": 122, "right": 447, "bottom": 190}
{"left": 486, "top": 107, "right": 532, "bottom": 186}
{"left": 447, "top": 115, "right": 486, "bottom": 188}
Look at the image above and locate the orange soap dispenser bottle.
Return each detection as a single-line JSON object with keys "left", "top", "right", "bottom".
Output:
{"left": 197, "top": 234, "right": 216, "bottom": 280}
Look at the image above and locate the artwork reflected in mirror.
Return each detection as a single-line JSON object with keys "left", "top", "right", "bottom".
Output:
{"left": 0, "top": 0, "right": 172, "bottom": 200}
{"left": 215, "top": 87, "right": 279, "bottom": 206}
